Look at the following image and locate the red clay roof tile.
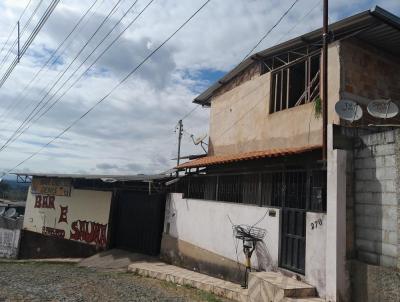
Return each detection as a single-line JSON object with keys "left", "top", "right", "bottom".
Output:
{"left": 177, "top": 145, "right": 322, "bottom": 169}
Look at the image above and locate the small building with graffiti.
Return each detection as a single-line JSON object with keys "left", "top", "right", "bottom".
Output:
{"left": 15, "top": 172, "right": 170, "bottom": 259}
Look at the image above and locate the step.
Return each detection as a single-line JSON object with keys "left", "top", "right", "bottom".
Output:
{"left": 128, "top": 261, "right": 249, "bottom": 302}
{"left": 248, "top": 271, "right": 317, "bottom": 302}
{"left": 282, "top": 298, "right": 325, "bottom": 302}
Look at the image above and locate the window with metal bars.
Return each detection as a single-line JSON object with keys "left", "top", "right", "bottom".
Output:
{"left": 177, "top": 169, "right": 326, "bottom": 212}
{"left": 270, "top": 54, "right": 320, "bottom": 113}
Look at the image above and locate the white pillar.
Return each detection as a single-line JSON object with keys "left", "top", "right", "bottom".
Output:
{"left": 326, "top": 147, "right": 349, "bottom": 301}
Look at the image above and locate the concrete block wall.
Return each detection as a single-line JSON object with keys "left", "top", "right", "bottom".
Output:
{"left": 353, "top": 130, "right": 399, "bottom": 269}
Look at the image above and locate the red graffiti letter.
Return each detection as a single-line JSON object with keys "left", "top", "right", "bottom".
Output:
{"left": 58, "top": 205, "right": 68, "bottom": 223}
{"left": 70, "top": 221, "right": 80, "bottom": 240}
{"left": 42, "top": 196, "right": 48, "bottom": 208}
{"left": 34, "top": 195, "right": 42, "bottom": 208}
{"left": 48, "top": 196, "right": 55, "bottom": 209}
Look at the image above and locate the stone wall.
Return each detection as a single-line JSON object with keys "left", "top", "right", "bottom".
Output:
{"left": 353, "top": 130, "right": 399, "bottom": 268}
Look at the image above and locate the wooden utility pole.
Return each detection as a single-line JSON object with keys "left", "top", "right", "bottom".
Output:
{"left": 322, "top": 0, "right": 328, "bottom": 160}
{"left": 176, "top": 119, "right": 183, "bottom": 167}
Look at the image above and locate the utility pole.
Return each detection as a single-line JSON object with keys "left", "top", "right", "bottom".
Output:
{"left": 322, "top": 0, "right": 328, "bottom": 160}
{"left": 176, "top": 119, "right": 183, "bottom": 168}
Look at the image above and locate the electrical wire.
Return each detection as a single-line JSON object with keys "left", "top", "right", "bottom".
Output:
{"left": 0, "top": 0, "right": 142, "bottom": 153}
{"left": 20, "top": 0, "right": 46, "bottom": 38}
{"left": 241, "top": 0, "right": 300, "bottom": 61}
{"left": 0, "top": 0, "right": 59, "bottom": 89}
{"left": 180, "top": 104, "right": 201, "bottom": 121}
{"left": 0, "top": 0, "right": 101, "bottom": 126}
{"left": 0, "top": 0, "right": 45, "bottom": 73}
{"left": 3, "top": 0, "right": 212, "bottom": 174}
{"left": 276, "top": 0, "right": 322, "bottom": 43}
{"left": 0, "top": 0, "right": 126, "bottom": 152}
{"left": 0, "top": 0, "right": 33, "bottom": 61}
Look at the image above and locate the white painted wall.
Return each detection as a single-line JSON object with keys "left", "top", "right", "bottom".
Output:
{"left": 306, "top": 212, "right": 327, "bottom": 298}
{"left": 164, "top": 193, "right": 280, "bottom": 270}
{"left": 326, "top": 148, "right": 349, "bottom": 302}
{"left": 23, "top": 185, "right": 112, "bottom": 247}
{"left": 0, "top": 228, "right": 20, "bottom": 258}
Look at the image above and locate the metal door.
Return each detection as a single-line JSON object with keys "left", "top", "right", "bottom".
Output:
{"left": 279, "top": 171, "right": 307, "bottom": 274}
{"left": 112, "top": 191, "right": 166, "bottom": 256}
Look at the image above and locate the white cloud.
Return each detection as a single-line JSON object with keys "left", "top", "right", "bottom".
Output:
{"left": 0, "top": 0, "right": 398, "bottom": 175}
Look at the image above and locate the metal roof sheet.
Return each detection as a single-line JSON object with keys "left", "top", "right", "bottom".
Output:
{"left": 12, "top": 172, "right": 170, "bottom": 182}
{"left": 194, "top": 6, "right": 400, "bottom": 105}
{"left": 177, "top": 145, "right": 321, "bottom": 169}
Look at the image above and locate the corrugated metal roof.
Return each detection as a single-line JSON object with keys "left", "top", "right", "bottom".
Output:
{"left": 12, "top": 172, "right": 170, "bottom": 182}
{"left": 194, "top": 6, "right": 400, "bottom": 105}
{"left": 177, "top": 145, "right": 321, "bottom": 169}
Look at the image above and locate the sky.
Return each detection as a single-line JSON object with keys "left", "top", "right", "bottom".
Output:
{"left": 0, "top": 0, "right": 398, "bottom": 176}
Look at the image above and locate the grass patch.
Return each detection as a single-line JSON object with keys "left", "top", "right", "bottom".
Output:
{"left": 198, "top": 290, "right": 223, "bottom": 302}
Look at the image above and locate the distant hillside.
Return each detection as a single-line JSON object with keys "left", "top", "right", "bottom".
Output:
{"left": 0, "top": 179, "right": 29, "bottom": 201}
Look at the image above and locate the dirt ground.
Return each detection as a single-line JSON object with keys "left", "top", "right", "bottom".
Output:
{"left": 0, "top": 262, "right": 232, "bottom": 302}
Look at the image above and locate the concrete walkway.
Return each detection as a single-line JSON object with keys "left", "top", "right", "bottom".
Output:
{"left": 128, "top": 261, "right": 249, "bottom": 302}
{"left": 79, "top": 250, "right": 324, "bottom": 302}
{"left": 128, "top": 261, "right": 325, "bottom": 302}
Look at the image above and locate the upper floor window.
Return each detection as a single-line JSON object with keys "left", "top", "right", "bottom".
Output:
{"left": 270, "top": 54, "right": 320, "bottom": 113}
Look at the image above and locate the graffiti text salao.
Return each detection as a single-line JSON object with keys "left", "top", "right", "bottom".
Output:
{"left": 70, "top": 220, "right": 107, "bottom": 248}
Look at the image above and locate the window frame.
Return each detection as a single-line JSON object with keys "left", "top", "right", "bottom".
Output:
{"left": 269, "top": 54, "right": 320, "bottom": 114}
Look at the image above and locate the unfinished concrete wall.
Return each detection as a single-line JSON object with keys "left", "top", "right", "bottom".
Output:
{"left": 341, "top": 38, "right": 400, "bottom": 103}
{"left": 353, "top": 130, "right": 399, "bottom": 268}
{"left": 208, "top": 43, "right": 342, "bottom": 156}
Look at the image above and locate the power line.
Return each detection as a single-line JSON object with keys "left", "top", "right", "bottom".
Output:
{"left": 0, "top": 0, "right": 142, "bottom": 153}
{"left": 4, "top": 0, "right": 212, "bottom": 174}
{"left": 0, "top": 0, "right": 126, "bottom": 152}
{"left": 0, "top": 0, "right": 109, "bottom": 126}
{"left": 276, "top": 0, "right": 322, "bottom": 43}
{"left": 174, "top": 0, "right": 301, "bottom": 136}
{"left": 242, "top": 0, "right": 300, "bottom": 61}
{"left": 20, "top": 0, "right": 46, "bottom": 38}
{"left": 0, "top": 0, "right": 33, "bottom": 60}
{"left": 0, "top": 0, "right": 101, "bottom": 126}
{"left": 0, "top": 0, "right": 59, "bottom": 89}
{"left": 0, "top": 0, "right": 45, "bottom": 72}
{"left": 176, "top": 1, "right": 302, "bottom": 147}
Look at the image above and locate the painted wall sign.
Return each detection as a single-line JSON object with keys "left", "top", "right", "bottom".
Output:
{"left": 42, "top": 226, "right": 65, "bottom": 239}
{"left": 23, "top": 179, "right": 112, "bottom": 248}
{"left": 34, "top": 195, "right": 55, "bottom": 209}
{"left": 31, "top": 177, "right": 72, "bottom": 197}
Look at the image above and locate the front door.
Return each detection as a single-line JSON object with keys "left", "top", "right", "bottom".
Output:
{"left": 279, "top": 170, "right": 307, "bottom": 274}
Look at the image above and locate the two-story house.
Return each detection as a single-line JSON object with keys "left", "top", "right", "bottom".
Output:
{"left": 161, "top": 6, "right": 400, "bottom": 302}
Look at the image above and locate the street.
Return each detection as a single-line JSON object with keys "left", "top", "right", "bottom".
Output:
{"left": 0, "top": 262, "right": 229, "bottom": 302}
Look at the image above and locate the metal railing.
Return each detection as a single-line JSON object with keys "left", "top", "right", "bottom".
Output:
{"left": 177, "top": 169, "right": 326, "bottom": 212}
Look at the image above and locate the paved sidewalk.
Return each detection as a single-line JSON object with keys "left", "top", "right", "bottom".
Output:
{"left": 128, "top": 261, "right": 249, "bottom": 302}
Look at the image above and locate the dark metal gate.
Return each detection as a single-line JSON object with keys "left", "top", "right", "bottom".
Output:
{"left": 112, "top": 191, "right": 166, "bottom": 256}
{"left": 279, "top": 171, "right": 307, "bottom": 274}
